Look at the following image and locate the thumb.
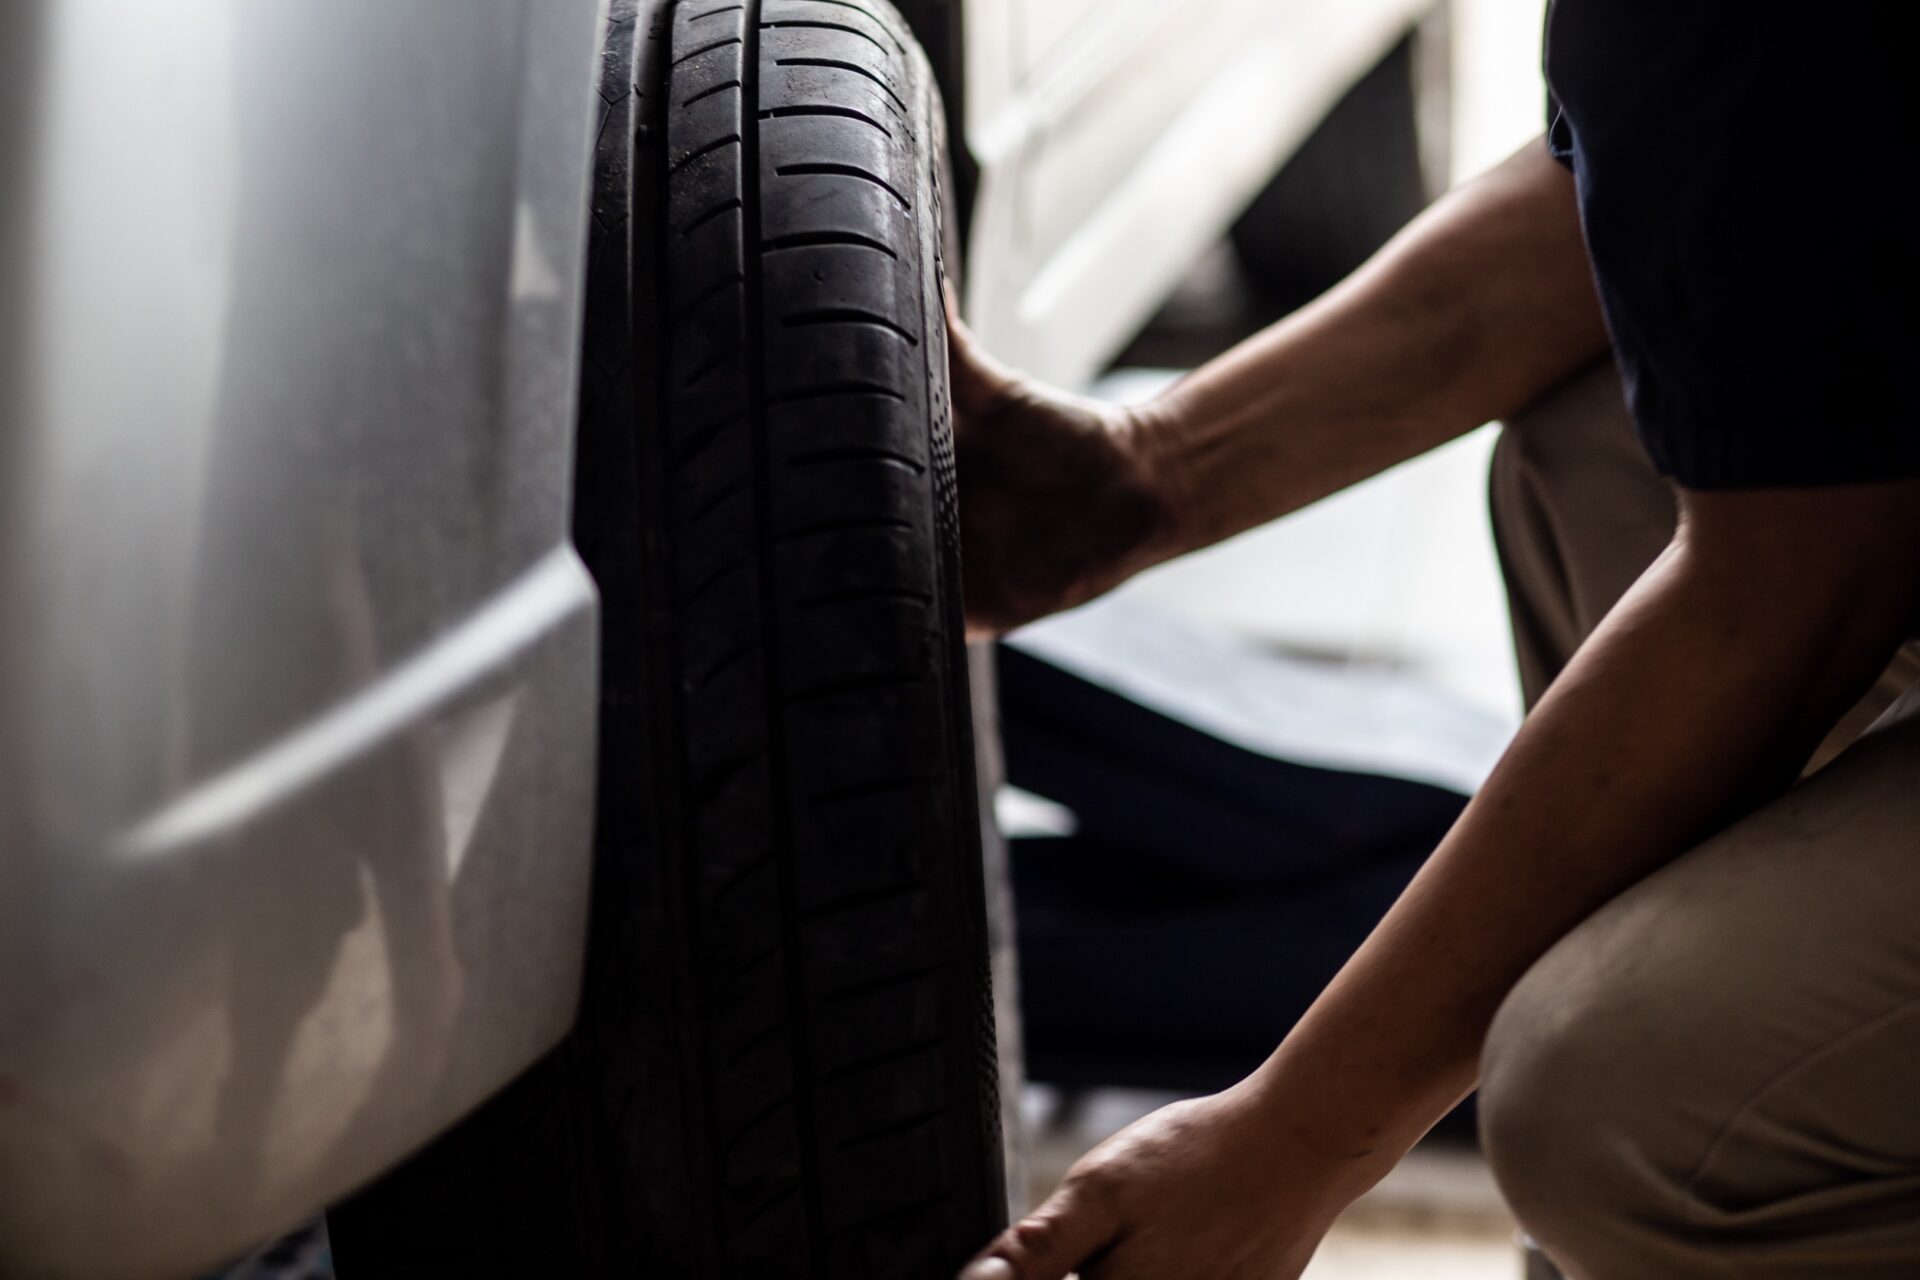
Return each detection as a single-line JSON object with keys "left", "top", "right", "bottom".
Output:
{"left": 959, "top": 1178, "right": 1122, "bottom": 1280}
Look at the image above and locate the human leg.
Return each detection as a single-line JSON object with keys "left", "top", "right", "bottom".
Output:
{"left": 1480, "top": 689, "right": 1920, "bottom": 1277}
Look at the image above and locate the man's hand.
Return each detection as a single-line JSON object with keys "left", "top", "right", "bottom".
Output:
{"left": 957, "top": 1086, "right": 1361, "bottom": 1280}
{"left": 948, "top": 302, "right": 1175, "bottom": 635}
{"left": 948, "top": 139, "right": 1605, "bottom": 635}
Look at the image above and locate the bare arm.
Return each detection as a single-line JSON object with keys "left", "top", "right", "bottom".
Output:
{"left": 1144, "top": 137, "right": 1605, "bottom": 556}
{"left": 966, "top": 480, "right": 1920, "bottom": 1280}
{"left": 954, "top": 137, "right": 1607, "bottom": 632}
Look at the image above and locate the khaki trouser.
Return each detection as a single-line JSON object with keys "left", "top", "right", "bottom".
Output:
{"left": 1478, "top": 359, "right": 1920, "bottom": 1279}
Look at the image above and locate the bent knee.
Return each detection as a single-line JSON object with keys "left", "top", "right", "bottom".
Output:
{"left": 1480, "top": 930, "right": 1714, "bottom": 1269}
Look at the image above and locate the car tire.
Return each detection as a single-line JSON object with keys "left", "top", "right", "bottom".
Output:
{"left": 1230, "top": 33, "right": 1437, "bottom": 309}
{"left": 327, "top": 1, "right": 1005, "bottom": 1276}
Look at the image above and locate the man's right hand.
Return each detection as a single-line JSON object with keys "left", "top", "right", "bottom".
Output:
{"left": 948, "top": 302, "right": 1178, "bottom": 636}
{"left": 944, "top": 139, "right": 1606, "bottom": 640}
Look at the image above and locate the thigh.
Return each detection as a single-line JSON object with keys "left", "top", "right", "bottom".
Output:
{"left": 1491, "top": 357, "right": 1675, "bottom": 707}
{"left": 1484, "top": 690, "right": 1920, "bottom": 1276}
{"left": 1491, "top": 358, "right": 1920, "bottom": 763}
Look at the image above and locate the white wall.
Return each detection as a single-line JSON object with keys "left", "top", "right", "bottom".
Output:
{"left": 1101, "top": 0, "right": 1551, "bottom": 729}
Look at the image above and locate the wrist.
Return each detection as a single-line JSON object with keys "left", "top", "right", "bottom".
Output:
{"left": 1230, "top": 1052, "right": 1415, "bottom": 1210}
{"left": 1115, "top": 394, "right": 1195, "bottom": 568}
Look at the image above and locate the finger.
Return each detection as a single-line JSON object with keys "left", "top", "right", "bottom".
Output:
{"left": 959, "top": 1178, "right": 1120, "bottom": 1280}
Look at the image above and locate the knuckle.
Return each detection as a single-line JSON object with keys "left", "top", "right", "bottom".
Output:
{"left": 1009, "top": 1212, "right": 1061, "bottom": 1257}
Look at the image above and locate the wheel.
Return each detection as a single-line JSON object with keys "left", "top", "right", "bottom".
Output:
{"left": 327, "top": 2, "right": 1006, "bottom": 1276}
{"left": 1230, "top": 32, "right": 1441, "bottom": 308}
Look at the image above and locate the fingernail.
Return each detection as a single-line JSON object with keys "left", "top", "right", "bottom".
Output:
{"left": 959, "top": 1259, "right": 1015, "bottom": 1280}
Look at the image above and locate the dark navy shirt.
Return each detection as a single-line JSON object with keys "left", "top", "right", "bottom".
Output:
{"left": 1543, "top": 3, "right": 1920, "bottom": 488}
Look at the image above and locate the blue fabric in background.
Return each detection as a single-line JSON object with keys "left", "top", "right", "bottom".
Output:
{"left": 997, "top": 643, "right": 1466, "bottom": 1094}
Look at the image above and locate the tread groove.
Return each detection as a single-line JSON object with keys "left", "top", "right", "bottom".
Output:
{"left": 687, "top": 474, "right": 752, "bottom": 526}
{"left": 761, "top": 230, "right": 898, "bottom": 260}
{"left": 704, "top": 852, "right": 776, "bottom": 912}
{"left": 801, "top": 877, "right": 925, "bottom": 919}
{"left": 687, "top": 2, "right": 746, "bottom": 20}
{"left": 773, "top": 161, "right": 910, "bottom": 209}
{"left": 681, "top": 551, "right": 753, "bottom": 608}
{"left": 674, "top": 270, "right": 746, "bottom": 320}
{"left": 767, "top": 380, "right": 905, "bottom": 406}
{"left": 691, "top": 632, "right": 762, "bottom": 688}
{"left": 682, "top": 77, "right": 743, "bottom": 106}
{"left": 680, "top": 343, "right": 740, "bottom": 389}
{"left": 759, "top": 19, "right": 889, "bottom": 57}
{"left": 808, "top": 773, "right": 940, "bottom": 809}
{"left": 738, "top": 1181, "right": 803, "bottom": 1230}
{"left": 820, "top": 1036, "right": 943, "bottom": 1084}
{"left": 669, "top": 131, "right": 743, "bottom": 175}
{"left": 774, "top": 0, "right": 906, "bottom": 52}
{"left": 775, "top": 57, "right": 909, "bottom": 113}
{"left": 781, "top": 514, "right": 915, "bottom": 540}
{"left": 722, "top": 1020, "right": 793, "bottom": 1076}
{"left": 673, "top": 34, "right": 744, "bottom": 66}
{"left": 708, "top": 940, "right": 781, "bottom": 1004}
{"left": 786, "top": 446, "right": 926, "bottom": 474}
{"left": 759, "top": 104, "right": 893, "bottom": 139}
{"left": 681, "top": 196, "right": 745, "bottom": 237}
{"left": 694, "top": 751, "right": 761, "bottom": 808}
{"left": 827, "top": 1185, "right": 959, "bottom": 1239}
{"left": 786, "top": 672, "right": 924, "bottom": 708}
{"left": 793, "top": 584, "right": 931, "bottom": 611}
{"left": 821, "top": 961, "right": 943, "bottom": 1005}
{"left": 781, "top": 307, "right": 917, "bottom": 344}
{"left": 834, "top": 1102, "right": 955, "bottom": 1153}
{"left": 671, "top": 409, "right": 745, "bottom": 466}
{"left": 740, "top": 3, "right": 832, "bottom": 1271}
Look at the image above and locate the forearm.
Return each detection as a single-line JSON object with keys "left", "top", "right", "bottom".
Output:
{"left": 1143, "top": 138, "right": 1606, "bottom": 558}
{"left": 1247, "top": 489, "right": 1920, "bottom": 1202}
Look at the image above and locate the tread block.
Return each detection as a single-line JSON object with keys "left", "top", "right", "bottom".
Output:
{"left": 682, "top": 662, "right": 770, "bottom": 779}
{"left": 764, "top": 59, "right": 911, "bottom": 133}
{"left": 784, "top": 679, "right": 945, "bottom": 798}
{"left": 763, "top": 326, "right": 920, "bottom": 401}
{"left": 672, "top": 408, "right": 754, "bottom": 509}
{"left": 803, "top": 889, "right": 939, "bottom": 992}
{"left": 672, "top": 496, "right": 755, "bottom": 598}
{"left": 759, "top": 177, "right": 909, "bottom": 258}
{"left": 770, "top": 458, "right": 929, "bottom": 538}
{"left": 812, "top": 986, "right": 944, "bottom": 1102}
{"left": 773, "top": 523, "right": 927, "bottom": 608}
{"left": 790, "top": 774, "right": 933, "bottom": 882}
{"left": 764, "top": 0, "right": 906, "bottom": 48}
{"left": 760, "top": 116, "right": 910, "bottom": 203}
{"left": 692, "top": 756, "right": 775, "bottom": 878}
{"left": 764, "top": 397, "right": 930, "bottom": 468}
{"left": 670, "top": 289, "right": 748, "bottom": 389}
{"left": 763, "top": 247, "right": 921, "bottom": 334}
{"left": 777, "top": 591, "right": 938, "bottom": 697}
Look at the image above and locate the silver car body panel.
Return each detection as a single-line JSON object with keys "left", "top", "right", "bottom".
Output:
{"left": 0, "top": 1, "right": 608, "bottom": 1275}
{"left": 963, "top": 0, "right": 1435, "bottom": 386}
